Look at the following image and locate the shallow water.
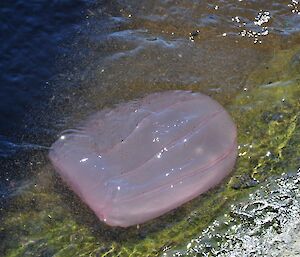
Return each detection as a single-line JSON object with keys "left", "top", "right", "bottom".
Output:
{"left": 1, "top": 0, "right": 300, "bottom": 256}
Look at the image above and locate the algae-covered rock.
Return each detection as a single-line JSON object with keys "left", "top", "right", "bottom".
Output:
{"left": 1, "top": 48, "right": 299, "bottom": 257}
{"left": 229, "top": 79, "right": 299, "bottom": 187}
{"left": 229, "top": 49, "right": 300, "bottom": 187}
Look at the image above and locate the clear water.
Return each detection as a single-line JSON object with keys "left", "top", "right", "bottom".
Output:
{"left": 1, "top": 0, "right": 300, "bottom": 256}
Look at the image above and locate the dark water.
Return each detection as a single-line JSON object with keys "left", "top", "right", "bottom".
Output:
{"left": 0, "top": 0, "right": 94, "bottom": 195}
{"left": 1, "top": 0, "right": 300, "bottom": 255}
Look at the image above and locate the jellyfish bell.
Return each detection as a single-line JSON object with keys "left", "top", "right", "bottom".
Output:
{"left": 49, "top": 90, "right": 237, "bottom": 227}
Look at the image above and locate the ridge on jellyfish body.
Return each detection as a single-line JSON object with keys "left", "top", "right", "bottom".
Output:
{"left": 49, "top": 90, "right": 237, "bottom": 227}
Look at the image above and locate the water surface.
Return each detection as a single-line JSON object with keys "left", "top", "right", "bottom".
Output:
{"left": 1, "top": 0, "right": 300, "bottom": 256}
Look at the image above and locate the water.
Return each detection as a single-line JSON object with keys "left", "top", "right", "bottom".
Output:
{"left": 0, "top": 0, "right": 94, "bottom": 191}
{"left": 0, "top": 0, "right": 300, "bottom": 256}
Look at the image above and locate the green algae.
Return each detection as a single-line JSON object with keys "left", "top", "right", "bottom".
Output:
{"left": 229, "top": 79, "right": 300, "bottom": 187}
{"left": 1, "top": 48, "right": 300, "bottom": 257}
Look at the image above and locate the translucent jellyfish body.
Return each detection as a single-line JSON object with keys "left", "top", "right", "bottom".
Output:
{"left": 49, "top": 91, "right": 237, "bottom": 227}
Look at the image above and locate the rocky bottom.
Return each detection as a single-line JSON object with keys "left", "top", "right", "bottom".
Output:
{"left": 167, "top": 169, "right": 300, "bottom": 257}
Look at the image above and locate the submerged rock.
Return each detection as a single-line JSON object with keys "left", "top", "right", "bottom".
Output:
{"left": 167, "top": 170, "right": 300, "bottom": 257}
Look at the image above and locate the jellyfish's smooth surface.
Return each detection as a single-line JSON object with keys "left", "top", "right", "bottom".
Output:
{"left": 49, "top": 90, "right": 237, "bottom": 227}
